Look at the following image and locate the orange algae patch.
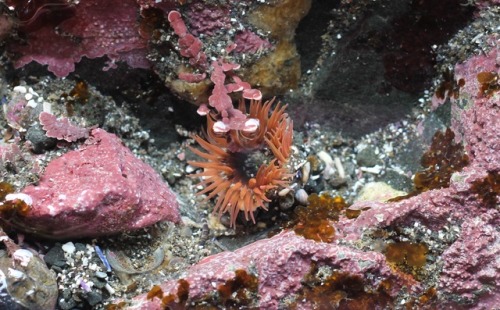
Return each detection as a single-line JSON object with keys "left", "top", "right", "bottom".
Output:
{"left": 105, "top": 301, "right": 127, "bottom": 310}
{"left": 477, "top": 71, "right": 500, "bottom": 97}
{"left": 217, "top": 269, "right": 259, "bottom": 307}
{"left": 163, "top": 279, "right": 190, "bottom": 309}
{"left": 384, "top": 242, "right": 428, "bottom": 280}
{"left": 415, "top": 128, "right": 468, "bottom": 191}
{"left": 291, "top": 264, "right": 393, "bottom": 309}
{"left": 69, "top": 80, "right": 90, "bottom": 103}
{"left": 147, "top": 285, "right": 164, "bottom": 300}
{"left": 470, "top": 171, "right": 500, "bottom": 208}
{"left": 145, "top": 279, "right": 190, "bottom": 309}
{"left": 418, "top": 287, "right": 437, "bottom": 304}
{"left": 0, "top": 182, "right": 14, "bottom": 200}
{"left": 0, "top": 182, "right": 30, "bottom": 217}
{"left": 0, "top": 199, "right": 30, "bottom": 216}
{"left": 144, "top": 271, "right": 258, "bottom": 309}
{"left": 405, "top": 286, "right": 438, "bottom": 309}
{"left": 345, "top": 209, "right": 362, "bottom": 219}
{"left": 139, "top": 7, "right": 166, "bottom": 39}
{"left": 186, "top": 269, "right": 259, "bottom": 309}
{"left": 59, "top": 80, "right": 90, "bottom": 116}
{"left": 390, "top": 128, "right": 468, "bottom": 202}
{"left": 292, "top": 193, "right": 347, "bottom": 243}
{"left": 435, "top": 68, "right": 465, "bottom": 101}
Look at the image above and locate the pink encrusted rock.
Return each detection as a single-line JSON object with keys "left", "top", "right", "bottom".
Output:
{"left": 13, "top": 128, "right": 180, "bottom": 239}
{"left": 339, "top": 43, "right": 500, "bottom": 308}
{"left": 9, "top": 0, "right": 149, "bottom": 77}
{"left": 438, "top": 210, "right": 500, "bottom": 308}
{"left": 452, "top": 46, "right": 499, "bottom": 170}
{"left": 126, "top": 231, "right": 418, "bottom": 309}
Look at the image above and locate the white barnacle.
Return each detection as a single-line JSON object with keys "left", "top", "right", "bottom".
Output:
{"left": 12, "top": 249, "right": 33, "bottom": 267}
{"left": 5, "top": 193, "right": 33, "bottom": 206}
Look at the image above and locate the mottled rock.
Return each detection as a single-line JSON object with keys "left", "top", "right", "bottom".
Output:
{"left": 0, "top": 233, "right": 58, "bottom": 310}
{"left": 26, "top": 124, "right": 57, "bottom": 154}
{"left": 58, "top": 295, "right": 77, "bottom": 310}
{"left": 10, "top": 128, "right": 180, "bottom": 239}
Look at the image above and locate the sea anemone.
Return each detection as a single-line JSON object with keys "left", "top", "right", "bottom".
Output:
{"left": 189, "top": 99, "right": 293, "bottom": 227}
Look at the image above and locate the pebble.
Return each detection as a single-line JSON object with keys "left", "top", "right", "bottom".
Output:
{"left": 58, "top": 297, "right": 77, "bottom": 310}
{"left": 13, "top": 85, "right": 27, "bottom": 93}
{"left": 356, "top": 146, "right": 379, "bottom": 167}
{"left": 295, "top": 189, "right": 309, "bottom": 205}
{"left": 85, "top": 291, "right": 103, "bottom": 306}
{"left": 62, "top": 242, "right": 76, "bottom": 255}
{"left": 75, "top": 243, "right": 87, "bottom": 252}
{"left": 95, "top": 271, "right": 107, "bottom": 279}
{"left": 44, "top": 245, "right": 67, "bottom": 268}
{"left": 26, "top": 124, "right": 57, "bottom": 154}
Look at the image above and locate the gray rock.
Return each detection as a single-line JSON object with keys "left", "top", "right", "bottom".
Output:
{"left": 26, "top": 124, "right": 57, "bottom": 154}
{"left": 85, "top": 291, "right": 103, "bottom": 306}
{"left": 356, "top": 146, "right": 379, "bottom": 167}
{"left": 58, "top": 297, "right": 77, "bottom": 310}
{"left": 44, "top": 244, "right": 66, "bottom": 268}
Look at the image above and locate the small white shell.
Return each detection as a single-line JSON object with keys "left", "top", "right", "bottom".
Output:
{"left": 295, "top": 189, "right": 309, "bottom": 206}
{"left": 8, "top": 268, "right": 25, "bottom": 280}
{"left": 278, "top": 188, "right": 291, "bottom": 196}
{"left": 13, "top": 86, "right": 27, "bottom": 94}
{"left": 5, "top": 193, "right": 32, "bottom": 206}
{"left": 317, "top": 150, "right": 334, "bottom": 166}
{"left": 301, "top": 162, "right": 311, "bottom": 183}
{"left": 62, "top": 242, "right": 76, "bottom": 255}
{"left": 334, "top": 157, "right": 345, "bottom": 179}
{"left": 213, "top": 121, "right": 229, "bottom": 133}
{"left": 12, "top": 249, "right": 33, "bottom": 267}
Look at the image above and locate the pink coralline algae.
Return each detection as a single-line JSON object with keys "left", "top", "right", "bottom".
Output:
{"left": 127, "top": 231, "right": 418, "bottom": 309}
{"left": 9, "top": 0, "right": 149, "bottom": 77}
{"left": 203, "top": 59, "right": 262, "bottom": 132}
{"left": 39, "top": 112, "right": 89, "bottom": 142}
{"left": 7, "top": 128, "right": 180, "bottom": 239}
{"left": 184, "top": 3, "right": 231, "bottom": 36}
{"left": 438, "top": 210, "right": 500, "bottom": 308}
{"left": 233, "top": 30, "right": 273, "bottom": 54}
{"left": 167, "top": 10, "right": 207, "bottom": 69}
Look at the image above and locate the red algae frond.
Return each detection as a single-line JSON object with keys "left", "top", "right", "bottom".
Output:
{"left": 189, "top": 99, "right": 293, "bottom": 227}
